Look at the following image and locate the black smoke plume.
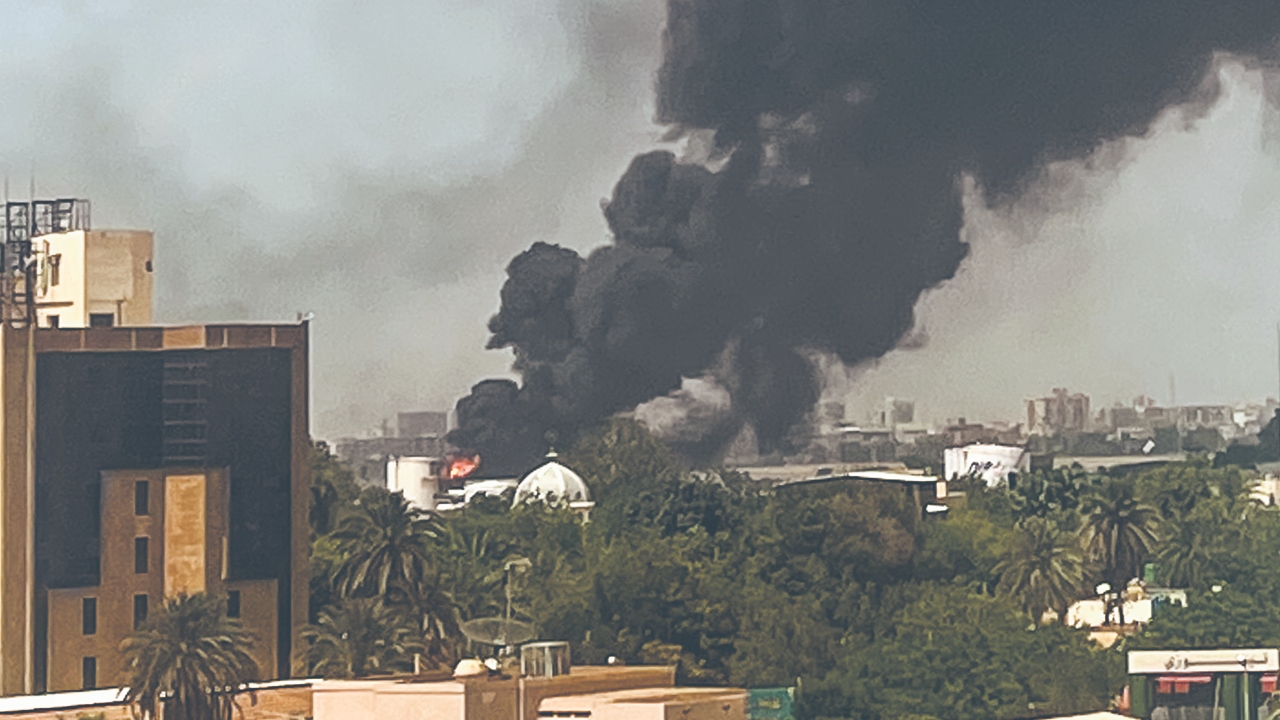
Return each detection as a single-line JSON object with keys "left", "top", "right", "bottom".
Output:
{"left": 450, "top": 1, "right": 1280, "bottom": 474}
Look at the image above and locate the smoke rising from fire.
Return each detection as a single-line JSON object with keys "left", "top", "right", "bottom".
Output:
{"left": 450, "top": 1, "right": 1280, "bottom": 472}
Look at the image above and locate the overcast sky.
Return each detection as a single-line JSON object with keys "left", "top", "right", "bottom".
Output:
{"left": 3, "top": 3, "right": 1279, "bottom": 438}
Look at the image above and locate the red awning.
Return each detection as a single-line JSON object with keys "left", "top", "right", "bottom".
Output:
{"left": 1156, "top": 675, "right": 1214, "bottom": 694}
{"left": 1264, "top": 675, "right": 1278, "bottom": 694}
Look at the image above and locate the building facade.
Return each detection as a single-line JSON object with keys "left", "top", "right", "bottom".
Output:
{"left": 0, "top": 322, "right": 310, "bottom": 695}
{"left": 46, "top": 468, "right": 278, "bottom": 691}
{"left": 35, "top": 230, "right": 154, "bottom": 329}
{"left": 1027, "top": 388, "right": 1091, "bottom": 435}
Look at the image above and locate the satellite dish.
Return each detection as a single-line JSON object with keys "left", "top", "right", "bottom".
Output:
{"left": 460, "top": 617, "right": 536, "bottom": 648}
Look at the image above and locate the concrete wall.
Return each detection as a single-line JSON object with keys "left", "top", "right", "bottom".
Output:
{"left": 539, "top": 687, "right": 748, "bottom": 720}
{"left": 0, "top": 327, "right": 35, "bottom": 694}
{"left": 312, "top": 676, "right": 521, "bottom": 720}
{"left": 227, "top": 579, "right": 280, "bottom": 679}
{"left": 84, "top": 231, "right": 153, "bottom": 327}
{"left": 35, "top": 230, "right": 153, "bottom": 329}
{"left": 0, "top": 682, "right": 311, "bottom": 720}
{"left": 521, "top": 666, "right": 676, "bottom": 720}
{"left": 44, "top": 468, "right": 280, "bottom": 692}
{"left": 306, "top": 668, "right": 734, "bottom": 720}
{"left": 35, "top": 232, "right": 87, "bottom": 328}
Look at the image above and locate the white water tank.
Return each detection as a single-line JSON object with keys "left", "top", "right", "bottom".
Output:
{"left": 386, "top": 456, "right": 442, "bottom": 512}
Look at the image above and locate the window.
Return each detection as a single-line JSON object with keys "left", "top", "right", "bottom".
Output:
{"left": 47, "top": 315, "right": 59, "bottom": 329}
{"left": 134, "top": 481, "right": 149, "bottom": 516}
{"left": 49, "top": 254, "right": 60, "bottom": 286}
{"left": 89, "top": 313, "right": 114, "bottom": 328}
{"left": 81, "top": 597, "right": 96, "bottom": 635}
{"left": 81, "top": 657, "right": 96, "bottom": 689}
{"left": 133, "top": 594, "right": 148, "bottom": 629}
{"left": 227, "top": 590, "right": 241, "bottom": 619}
{"left": 134, "top": 537, "right": 149, "bottom": 574}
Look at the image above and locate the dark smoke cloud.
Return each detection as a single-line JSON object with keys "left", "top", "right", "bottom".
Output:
{"left": 0, "top": 0, "right": 666, "bottom": 439}
{"left": 451, "top": 1, "right": 1280, "bottom": 472}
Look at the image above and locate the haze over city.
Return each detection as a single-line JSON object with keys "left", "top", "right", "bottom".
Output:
{"left": 0, "top": 3, "right": 1278, "bottom": 441}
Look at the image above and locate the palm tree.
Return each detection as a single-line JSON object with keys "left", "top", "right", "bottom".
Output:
{"left": 994, "top": 516, "right": 1090, "bottom": 623}
{"left": 1081, "top": 480, "right": 1160, "bottom": 625}
{"left": 299, "top": 597, "right": 424, "bottom": 678}
{"left": 1156, "top": 494, "right": 1250, "bottom": 589}
{"left": 121, "top": 593, "right": 258, "bottom": 720}
{"left": 331, "top": 488, "right": 440, "bottom": 602}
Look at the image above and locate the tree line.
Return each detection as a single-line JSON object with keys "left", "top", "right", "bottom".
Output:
{"left": 122, "top": 419, "right": 1280, "bottom": 720}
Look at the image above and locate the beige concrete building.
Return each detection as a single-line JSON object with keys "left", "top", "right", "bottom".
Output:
{"left": 311, "top": 665, "right": 748, "bottom": 720}
{"left": 0, "top": 205, "right": 309, "bottom": 697}
{"left": 46, "top": 468, "right": 278, "bottom": 692}
{"left": 0, "top": 322, "right": 310, "bottom": 695}
{"left": 34, "top": 230, "right": 153, "bottom": 329}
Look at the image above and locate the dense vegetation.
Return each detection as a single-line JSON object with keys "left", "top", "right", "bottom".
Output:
{"left": 304, "top": 422, "right": 1280, "bottom": 720}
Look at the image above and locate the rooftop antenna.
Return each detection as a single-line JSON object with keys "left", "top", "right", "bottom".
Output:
{"left": 1169, "top": 373, "right": 1177, "bottom": 408}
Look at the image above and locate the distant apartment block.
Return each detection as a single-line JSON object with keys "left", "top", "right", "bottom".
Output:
{"left": 334, "top": 411, "right": 449, "bottom": 485}
{"left": 1027, "top": 388, "right": 1091, "bottom": 435}
{"left": 879, "top": 397, "right": 915, "bottom": 428}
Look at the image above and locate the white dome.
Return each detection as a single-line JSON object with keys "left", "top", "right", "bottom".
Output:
{"left": 513, "top": 454, "right": 590, "bottom": 507}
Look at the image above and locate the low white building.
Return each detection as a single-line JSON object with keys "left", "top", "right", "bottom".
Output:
{"left": 943, "top": 443, "right": 1029, "bottom": 486}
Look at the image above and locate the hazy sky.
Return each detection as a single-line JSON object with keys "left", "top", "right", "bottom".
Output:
{"left": 845, "top": 58, "right": 1280, "bottom": 427}
{"left": 3, "top": 4, "right": 1279, "bottom": 438}
{"left": 0, "top": 0, "right": 664, "bottom": 439}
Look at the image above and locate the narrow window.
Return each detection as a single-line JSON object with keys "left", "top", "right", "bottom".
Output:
{"left": 47, "top": 315, "right": 59, "bottom": 328}
{"left": 133, "top": 594, "right": 148, "bottom": 629}
{"left": 134, "top": 537, "right": 149, "bottom": 574}
{"left": 81, "top": 657, "right": 96, "bottom": 689}
{"left": 134, "top": 480, "right": 149, "bottom": 516}
{"left": 49, "top": 254, "right": 60, "bottom": 286}
{"left": 81, "top": 597, "right": 96, "bottom": 635}
{"left": 227, "top": 590, "right": 241, "bottom": 619}
{"left": 89, "top": 313, "right": 114, "bottom": 328}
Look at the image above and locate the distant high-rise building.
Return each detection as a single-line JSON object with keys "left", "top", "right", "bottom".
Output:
{"left": 335, "top": 410, "right": 450, "bottom": 486}
{"left": 882, "top": 397, "right": 915, "bottom": 427}
{"left": 397, "top": 411, "right": 448, "bottom": 438}
{"left": 1027, "top": 388, "right": 1091, "bottom": 435}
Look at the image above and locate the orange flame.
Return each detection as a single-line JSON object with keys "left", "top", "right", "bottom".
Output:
{"left": 448, "top": 455, "right": 480, "bottom": 480}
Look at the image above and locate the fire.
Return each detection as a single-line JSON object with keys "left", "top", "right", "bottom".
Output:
{"left": 448, "top": 455, "right": 480, "bottom": 480}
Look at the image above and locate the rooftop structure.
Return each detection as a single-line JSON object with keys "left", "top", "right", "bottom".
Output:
{"left": 34, "top": 229, "right": 153, "bottom": 329}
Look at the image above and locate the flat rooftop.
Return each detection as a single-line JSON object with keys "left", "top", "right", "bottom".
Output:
{"left": 31, "top": 323, "right": 306, "bottom": 353}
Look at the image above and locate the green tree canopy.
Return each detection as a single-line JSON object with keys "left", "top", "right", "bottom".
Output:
{"left": 299, "top": 597, "right": 425, "bottom": 678}
{"left": 1131, "top": 587, "right": 1280, "bottom": 650}
{"left": 331, "top": 487, "right": 440, "bottom": 602}
{"left": 995, "top": 516, "right": 1091, "bottom": 622}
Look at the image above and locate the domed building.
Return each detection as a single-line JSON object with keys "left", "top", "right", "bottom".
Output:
{"left": 513, "top": 452, "right": 594, "bottom": 519}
